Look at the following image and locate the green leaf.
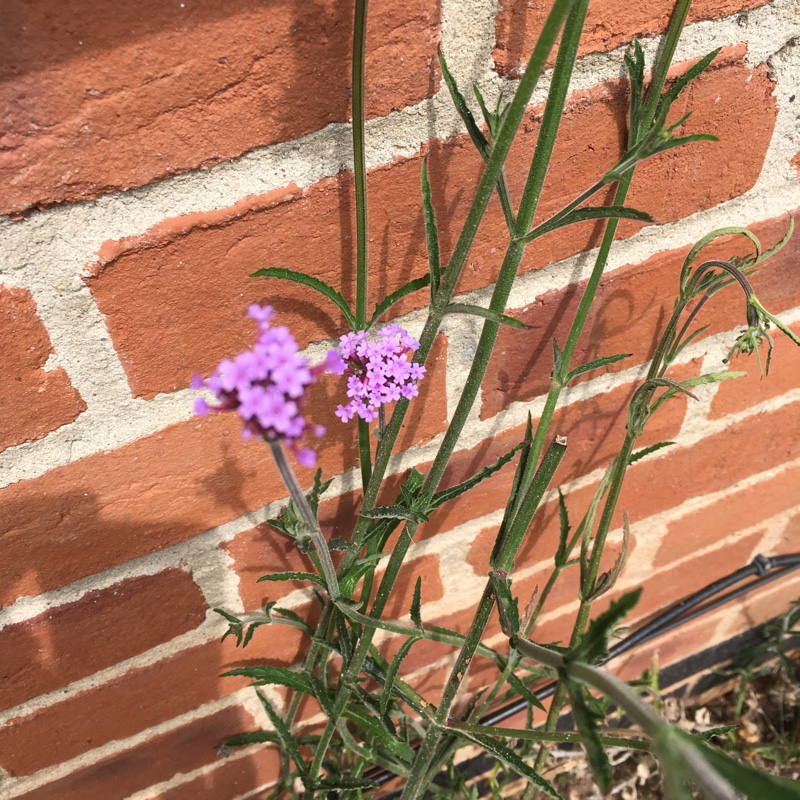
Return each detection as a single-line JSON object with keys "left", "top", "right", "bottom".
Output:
{"left": 421, "top": 161, "right": 441, "bottom": 299}
{"left": 566, "top": 678, "right": 612, "bottom": 794}
{"left": 519, "top": 206, "right": 653, "bottom": 244}
{"left": 410, "top": 576, "right": 423, "bottom": 629}
{"left": 251, "top": 267, "right": 356, "bottom": 329}
{"left": 221, "top": 665, "right": 316, "bottom": 696}
{"left": 308, "top": 673, "right": 336, "bottom": 720}
{"left": 685, "top": 733, "right": 800, "bottom": 799}
{"left": 554, "top": 488, "right": 570, "bottom": 563}
{"left": 363, "top": 505, "right": 428, "bottom": 523}
{"left": 444, "top": 303, "right": 529, "bottom": 329}
{"left": 369, "top": 274, "right": 431, "bottom": 327}
{"left": 257, "top": 571, "right": 326, "bottom": 588}
{"left": 315, "top": 778, "right": 380, "bottom": 791}
{"left": 222, "top": 730, "right": 281, "bottom": 748}
{"left": 628, "top": 441, "right": 675, "bottom": 466}
{"left": 506, "top": 670, "right": 546, "bottom": 711}
{"left": 565, "top": 352, "right": 631, "bottom": 382}
{"left": 490, "top": 570, "right": 520, "bottom": 637}
{"left": 381, "top": 635, "right": 421, "bottom": 716}
{"left": 680, "top": 227, "right": 762, "bottom": 291}
{"left": 656, "top": 49, "right": 720, "bottom": 124}
{"left": 431, "top": 441, "right": 524, "bottom": 509}
{"left": 572, "top": 589, "right": 642, "bottom": 664}
{"left": 438, "top": 52, "right": 491, "bottom": 160}
{"left": 257, "top": 691, "right": 308, "bottom": 777}
{"left": 625, "top": 39, "right": 645, "bottom": 133}
{"left": 465, "top": 731, "right": 564, "bottom": 799}
{"left": 341, "top": 704, "right": 416, "bottom": 762}
{"left": 340, "top": 553, "right": 384, "bottom": 596}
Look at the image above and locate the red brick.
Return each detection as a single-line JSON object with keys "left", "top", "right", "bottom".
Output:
{"left": 792, "top": 151, "right": 800, "bottom": 178}
{"left": 710, "top": 320, "right": 800, "bottom": 419}
{"left": 0, "top": 0, "right": 440, "bottom": 215}
{"left": 155, "top": 747, "right": 280, "bottom": 800}
{"left": 654, "top": 461, "right": 800, "bottom": 567}
{"left": 0, "top": 624, "right": 307, "bottom": 777}
{"left": 0, "top": 569, "right": 205, "bottom": 713}
{"left": 0, "top": 285, "right": 85, "bottom": 451}
{"left": 483, "top": 210, "right": 798, "bottom": 415}
{"left": 15, "top": 705, "right": 257, "bottom": 800}
{"left": 494, "top": 0, "right": 769, "bottom": 76}
{"left": 0, "top": 410, "right": 358, "bottom": 606}
{"left": 85, "top": 49, "right": 773, "bottom": 398}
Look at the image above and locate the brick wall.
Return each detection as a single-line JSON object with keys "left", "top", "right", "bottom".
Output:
{"left": 1, "top": 1, "right": 799, "bottom": 797}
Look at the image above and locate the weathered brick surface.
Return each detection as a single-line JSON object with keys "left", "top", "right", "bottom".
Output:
{"left": 85, "top": 49, "right": 773, "bottom": 399}
{"left": 0, "top": 285, "right": 85, "bottom": 451}
{"left": 0, "top": 570, "right": 205, "bottom": 713}
{"left": 654, "top": 461, "right": 800, "bottom": 567}
{"left": 482, "top": 211, "right": 798, "bottom": 418}
{"left": 0, "top": 0, "right": 440, "bottom": 215}
{"left": 494, "top": 0, "right": 769, "bottom": 76}
{"left": 0, "top": 623, "right": 307, "bottom": 776}
{"left": 0, "top": 409, "right": 357, "bottom": 605}
{"left": 14, "top": 705, "right": 257, "bottom": 800}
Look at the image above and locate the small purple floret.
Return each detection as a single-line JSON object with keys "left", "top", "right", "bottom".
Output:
{"left": 334, "top": 324, "right": 425, "bottom": 424}
{"left": 191, "top": 305, "right": 332, "bottom": 466}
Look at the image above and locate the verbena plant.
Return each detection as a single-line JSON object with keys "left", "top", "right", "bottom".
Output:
{"left": 195, "top": 0, "right": 800, "bottom": 797}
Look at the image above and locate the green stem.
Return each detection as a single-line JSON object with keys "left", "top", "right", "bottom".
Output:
{"left": 352, "top": 0, "right": 373, "bottom": 492}
{"left": 268, "top": 441, "right": 340, "bottom": 601}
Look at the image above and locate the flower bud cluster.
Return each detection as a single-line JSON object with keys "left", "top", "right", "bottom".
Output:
{"left": 334, "top": 324, "right": 425, "bottom": 423}
{"left": 192, "top": 305, "right": 343, "bottom": 466}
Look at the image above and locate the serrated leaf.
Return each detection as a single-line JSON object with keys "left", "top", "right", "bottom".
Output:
{"left": 490, "top": 570, "right": 520, "bottom": 638}
{"left": 465, "top": 731, "right": 564, "bottom": 799}
{"left": 507, "top": 670, "right": 546, "bottom": 711}
{"left": 629, "top": 441, "right": 675, "bottom": 465}
{"left": 421, "top": 161, "right": 441, "bottom": 299}
{"left": 656, "top": 49, "right": 720, "bottom": 123}
{"left": 566, "top": 352, "right": 631, "bottom": 382}
{"left": 315, "top": 777, "right": 380, "bottom": 791}
{"left": 222, "top": 730, "right": 281, "bottom": 748}
{"left": 572, "top": 589, "right": 642, "bottom": 664}
{"left": 341, "top": 704, "right": 415, "bottom": 762}
{"left": 369, "top": 275, "right": 431, "bottom": 327}
{"left": 381, "top": 635, "right": 421, "bottom": 716}
{"left": 251, "top": 267, "right": 356, "bottom": 329}
{"left": 431, "top": 441, "right": 524, "bottom": 509}
{"left": 555, "top": 488, "right": 570, "bottom": 563}
{"left": 363, "top": 505, "right": 428, "bottom": 523}
{"left": 257, "top": 571, "right": 326, "bottom": 588}
{"left": 221, "top": 665, "right": 316, "bottom": 696}
{"left": 519, "top": 206, "right": 653, "bottom": 244}
{"left": 438, "top": 52, "right": 490, "bottom": 159}
{"left": 410, "top": 576, "right": 423, "bottom": 629}
{"left": 339, "top": 553, "right": 384, "bottom": 596}
{"left": 328, "top": 536, "right": 348, "bottom": 551}
{"left": 256, "top": 691, "right": 308, "bottom": 776}
{"left": 445, "top": 303, "right": 529, "bottom": 329}
{"left": 566, "top": 678, "right": 612, "bottom": 794}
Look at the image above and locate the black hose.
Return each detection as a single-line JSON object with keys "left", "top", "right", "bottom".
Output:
{"left": 366, "top": 551, "right": 800, "bottom": 785}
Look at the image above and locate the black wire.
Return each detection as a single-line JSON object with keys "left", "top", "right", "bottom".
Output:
{"left": 366, "top": 551, "right": 800, "bottom": 784}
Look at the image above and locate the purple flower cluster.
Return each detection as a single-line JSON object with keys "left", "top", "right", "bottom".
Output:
{"left": 192, "top": 305, "right": 343, "bottom": 467}
{"left": 334, "top": 324, "right": 425, "bottom": 423}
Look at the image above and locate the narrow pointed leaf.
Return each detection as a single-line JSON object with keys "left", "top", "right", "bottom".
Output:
{"left": 507, "top": 670, "right": 546, "bottom": 711}
{"left": 566, "top": 678, "right": 612, "bottom": 794}
{"left": 257, "top": 691, "right": 308, "bottom": 776}
{"left": 381, "top": 635, "right": 421, "bottom": 716}
{"left": 573, "top": 589, "right": 642, "bottom": 664}
{"left": 657, "top": 49, "right": 720, "bottom": 121}
{"left": 445, "top": 303, "right": 529, "bottom": 328}
{"left": 364, "top": 505, "right": 428, "bottom": 523}
{"left": 464, "top": 731, "right": 564, "bottom": 799}
{"left": 555, "top": 488, "right": 570, "bottom": 563}
{"left": 628, "top": 441, "right": 675, "bottom": 466}
{"left": 257, "top": 571, "right": 326, "bottom": 588}
{"left": 438, "top": 51, "right": 490, "bottom": 158}
{"left": 369, "top": 274, "right": 431, "bottom": 327}
{"left": 251, "top": 267, "right": 356, "bottom": 329}
{"left": 410, "top": 576, "right": 423, "bottom": 629}
{"left": 221, "top": 665, "right": 316, "bottom": 696}
{"left": 490, "top": 570, "right": 520, "bottom": 637}
{"left": 421, "top": 161, "right": 441, "bottom": 298}
{"left": 566, "top": 352, "right": 631, "bottom": 382}
{"left": 431, "top": 441, "right": 524, "bottom": 509}
{"left": 222, "top": 730, "right": 281, "bottom": 748}
{"left": 519, "top": 206, "right": 653, "bottom": 244}
{"left": 316, "top": 778, "right": 380, "bottom": 791}
{"left": 341, "top": 704, "right": 416, "bottom": 762}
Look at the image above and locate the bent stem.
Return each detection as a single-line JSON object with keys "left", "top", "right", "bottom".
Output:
{"left": 267, "top": 440, "right": 340, "bottom": 601}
